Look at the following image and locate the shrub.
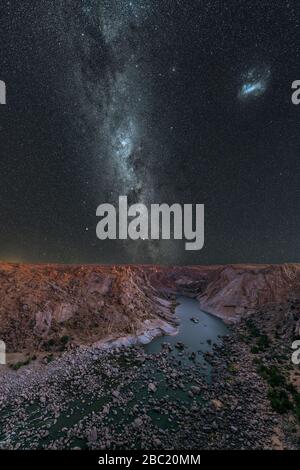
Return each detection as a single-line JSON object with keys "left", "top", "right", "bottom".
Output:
{"left": 60, "top": 335, "right": 70, "bottom": 345}
{"left": 257, "top": 334, "right": 270, "bottom": 350}
{"left": 245, "top": 319, "right": 260, "bottom": 337}
{"left": 44, "top": 338, "right": 55, "bottom": 351}
{"left": 294, "top": 396, "right": 300, "bottom": 421}
{"left": 227, "top": 363, "right": 238, "bottom": 374}
{"left": 257, "top": 365, "right": 285, "bottom": 387}
{"left": 9, "top": 357, "right": 31, "bottom": 370}
{"left": 267, "top": 388, "right": 293, "bottom": 414}
{"left": 45, "top": 354, "right": 54, "bottom": 363}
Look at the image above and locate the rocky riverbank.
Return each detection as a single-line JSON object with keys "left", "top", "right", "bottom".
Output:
{"left": 1, "top": 262, "right": 300, "bottom": 450}
{"left": 1, "top": 262, "right": 300, "bottom": 355}
{"left": 0, "top": 298, "right": 298, "bottom": 450}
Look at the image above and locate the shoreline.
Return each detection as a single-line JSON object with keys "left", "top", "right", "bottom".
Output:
{"left": 0, "top": 296, "right": 297, "bottom": 450}
{"left": 92, "top": 318, "right": 179, "bottom": 351}
{"left": 2, "top": 295, "right": 234, "bottom": 371}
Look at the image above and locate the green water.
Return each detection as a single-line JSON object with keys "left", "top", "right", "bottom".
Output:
{"left": 145, "top": 295, "right": 229, "bottom": 374}
{"left": 0, "top": 296, "right": 229, "bottom": 449}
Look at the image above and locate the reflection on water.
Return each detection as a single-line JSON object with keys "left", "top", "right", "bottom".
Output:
{"left": 145, "top": 295, "right": 229, "bottom": 378}
{"left": 0, "top": 296, "right": 229, "bottom": 449}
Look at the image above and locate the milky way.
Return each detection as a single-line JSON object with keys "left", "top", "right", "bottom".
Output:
{"left": 74, "top": 0, "right": 166, "bottom": 261}
{"left": 78, "top": 3, "right": 146, "bottom": 186}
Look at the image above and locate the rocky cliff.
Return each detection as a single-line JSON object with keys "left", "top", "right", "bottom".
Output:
{"left": 0, "top": 262, "right": 299, "bottom": 353}
{"left": 0, "top": 263, "right": 173, "bottom": 353}
{"left": 198, "top": 264, "right": 300, "bottom": 321}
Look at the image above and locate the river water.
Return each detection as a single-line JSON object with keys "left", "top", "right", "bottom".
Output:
{"left": 145, "top": 295, "right": 229, "bottom": 378}
{"left": 0, "top": 296, "right": 229, "bottom": 449}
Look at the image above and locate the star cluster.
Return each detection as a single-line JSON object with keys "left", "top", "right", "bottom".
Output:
{"left": 0, "top": 0, "right": 300, "bottom": 264}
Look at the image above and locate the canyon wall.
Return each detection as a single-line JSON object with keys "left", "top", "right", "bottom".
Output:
{"left": 0, "top": 263, "right": 172, "bottom": 353}
{"left": 0, "top": 262, "right": 299, "bottom": 353}
{"left": 197, "top": 264, "right": 300, "bottom": 321}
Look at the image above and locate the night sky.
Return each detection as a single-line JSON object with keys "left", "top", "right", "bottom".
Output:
{"left": 0, "top": 0, "right": 300, "bottom": 265}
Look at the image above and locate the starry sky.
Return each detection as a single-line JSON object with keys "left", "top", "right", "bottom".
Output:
{"left": 0, "top": 0, "right": 300, "bottom": 265}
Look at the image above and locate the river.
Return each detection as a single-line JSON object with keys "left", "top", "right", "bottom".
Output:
{"left": 145, "top": 295, "right": 229, "bottom": 379}
{"left": 0, "top": 295, "right": 229, "bottom": 449}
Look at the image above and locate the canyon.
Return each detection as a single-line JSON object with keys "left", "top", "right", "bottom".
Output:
{"left": 0, "top": 262, "right": 299, "bottom": 450}
{"left": 0, "top": 262, "right": 299, "bottom": 354}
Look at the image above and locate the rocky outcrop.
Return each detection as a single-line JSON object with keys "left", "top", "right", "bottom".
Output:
{"left": 0, "top": 263, "right": 174, "bottom": 353}
{"left": 0, "top": 262, "right": 299, "bottom": 353}
{"left": 144, "top": 263, "right": 300, "bottom": 322}
{"left": 198, "top": 264, "right": 300, "bottom": 321}
{"left": 53, "top": 303, "right": 75, "bottom": 323}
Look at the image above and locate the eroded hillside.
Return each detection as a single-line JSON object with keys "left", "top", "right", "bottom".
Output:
{"left": 0, "top": 264, "right": 173, "bottom": 353}
{"left": 0, "top": 262, "right": 299, "bottom": 353}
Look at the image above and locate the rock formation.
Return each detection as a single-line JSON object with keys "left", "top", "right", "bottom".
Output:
{"left": 0, "top": 262, "right": 299, "bottom": 353}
